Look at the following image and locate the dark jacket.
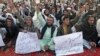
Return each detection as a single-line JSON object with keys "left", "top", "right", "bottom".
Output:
{"left": 80, "top": 24, "right": 98, "bottom": 42}
{"left": 57, "top": 25, "right": 72, "bottom": 36}
{"left": 79, "top": 16, "right": 98, "bottom": 42}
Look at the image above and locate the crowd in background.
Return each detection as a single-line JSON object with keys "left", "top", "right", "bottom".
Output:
{"left": 0, "top": 0, "right": 100, "bottom": 53}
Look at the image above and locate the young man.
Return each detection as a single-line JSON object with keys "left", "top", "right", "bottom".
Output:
{"left": 57, "top": 16, "right": 72, "bottom": 36}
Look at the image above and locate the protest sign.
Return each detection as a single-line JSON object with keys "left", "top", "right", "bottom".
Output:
{"left": 15, "top": 32, "right": 41, "bottom": 54}
{"left": 54, "top": 32, "right": 83, "bottom": 56}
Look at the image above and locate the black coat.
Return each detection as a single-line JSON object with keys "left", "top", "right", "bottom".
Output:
{"left": 57, "top": 25, "right": 72, "bottom": 36}
{"left": 80, "top": 24, "right": 98, "bottom": 42}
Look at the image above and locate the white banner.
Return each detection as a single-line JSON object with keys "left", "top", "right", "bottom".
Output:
{"left": 0, "top": 34, "right": 5, "bottom": 46}
{"left": 54, "top": 32, "right": 83, "bottom": 56}
{"left": 15, "top": 32, "right": 41, "bottom": 54}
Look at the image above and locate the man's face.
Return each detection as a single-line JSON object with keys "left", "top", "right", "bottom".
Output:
{"left": 52, "top": 8, "right": 55, "bottom": 13}
{"left": 88, "top": 17, "right": 95, "bottom": 25}
{"left": 80, "top": 6, "right": 85, "bottom": 12}
{"left": 47, "top": 17, "right": 54, "bottom": 26}
{"left": 45, "top": 9, "right": 50, "bottom": 16}
{"left": 25, "top": 18, "right": 32, "bottom": 26}
{"left": 6, "top": 19, "right": 13, "bottom": 27}
{"left": 63, "top": 18, "right": 70, "bottom": 25}
{"left": 63, "top": 11, "right": 68, "bottom": 15}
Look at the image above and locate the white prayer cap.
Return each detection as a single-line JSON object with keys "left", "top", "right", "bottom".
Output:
{"left": 90, "top": 9, "right": 95, "bottom": 11}
{"left": 6, "top": 13, "right": 13, "bottom": 18}
{"left": 73, "top": 3, "right": 76, "bottom": 6}
{"left": 98, "top": 4, "right": 100, "bottom": 6}
{"left": 35, "top": 0, "right": 40, "bottom": 4}
{"left": 24, "top": 16, "right": 32, "bottom": 20}
{"left": 64, "top": 4, "right": 67, "bottom": 6}
{"left": 57, "top": 3, "right": 60, "bottom": 5}
{"left": 67, "top": 7, "right": 71, "bottom": 10}
{"left": 42, "top": 9, "right": 46, "bottom": 15}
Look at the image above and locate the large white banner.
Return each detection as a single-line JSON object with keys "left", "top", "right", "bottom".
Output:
{"left": 54, "top": 32, "right": 83, "bottom": 56}
{"left": 15, "top": 32, "right": 41, "bottom": 54}
{"left": 0, "top": 34, "right": 5, "bottom": 46}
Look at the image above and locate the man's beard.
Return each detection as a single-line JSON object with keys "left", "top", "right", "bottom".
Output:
{"left": 47, "top": 23, "right": 53, "bottom": 27}
{"left": 45, "top": 14, "right": 49, "bottom": 16}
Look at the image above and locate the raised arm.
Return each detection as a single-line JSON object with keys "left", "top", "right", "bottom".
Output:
{"left": 14, "top": 10, "right": 25, "bottom": 26}
{"left": 32, "top": 4, "right": 46, "bottom": 29}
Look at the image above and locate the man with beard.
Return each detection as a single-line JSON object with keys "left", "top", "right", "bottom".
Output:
{"left": 42, "top": 8, "right": 59, "bottom": 26}
{"left": 79, "top": 15, "right": 98, "bottom": 49}
{"left": 0, "top": 18, "right": 19, "bottom": 51}
{"left": 32, "top": 4, "right": 57, "bottom": 51}
{"left": 40, "top": 16, "right": 57, "bottom": 51}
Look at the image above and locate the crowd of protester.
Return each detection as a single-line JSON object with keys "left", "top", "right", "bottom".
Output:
{"left": 0, "top": 0, "right": 100, "bottom": 54}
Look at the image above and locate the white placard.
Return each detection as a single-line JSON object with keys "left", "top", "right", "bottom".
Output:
{"left": 15, "top": 32, "right": 41, "bottom": 54}
{"left": 54, "top": 32, "right": 83, "bottom": 56}
{"left": 0, "top": 34, "right": 5, "bottom": 46}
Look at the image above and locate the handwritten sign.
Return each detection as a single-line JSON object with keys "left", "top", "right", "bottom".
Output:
{"left": 15, "top": 32, "right": 41, "bottom": 54}
{"left": 0, "top": 34, "right": 5, "bottom": 46}
{"left": 54, "top": 32, "right": 83, "bottom": 56}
